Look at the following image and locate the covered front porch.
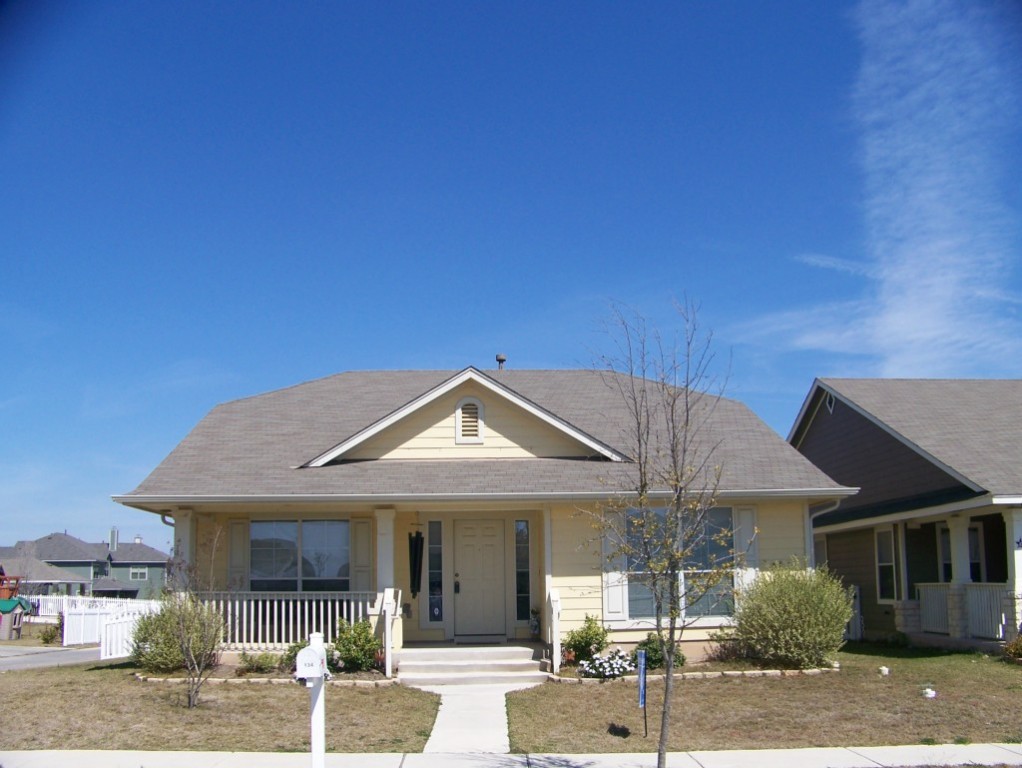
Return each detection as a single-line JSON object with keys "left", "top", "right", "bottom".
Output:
{"left": 892, "top": 508, "right": 1022, "bottom": 644}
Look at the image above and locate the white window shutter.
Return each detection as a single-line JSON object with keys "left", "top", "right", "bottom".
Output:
{"left": 352, "top": 519, "right": 372, "bottom": 592}
{"left": 602, "top": 514, "right": 627, "bottom": 622}
{"left": 733, "top": 506, "right": 758, "bottom": 593}
{"left": 228, "top": 520, "right": 250, "bottom": 590}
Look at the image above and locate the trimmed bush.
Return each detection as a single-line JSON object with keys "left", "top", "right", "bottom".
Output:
{"left": 238, "top": 651, "right": 279, "bottom": 675}
{"left": 563, "top": 614, "right": 609, "bottom": 664}
{"left": 631, "top": 631, "right": 684, "bottom": 669}
{"left": 333, "top": 619, "right": 381, "bottom": 672}
{"left": 730, "top": 559, "right": 853, "bottom": 669}
{"left": 131, "top": 609, "right": 185, "bottom": 673}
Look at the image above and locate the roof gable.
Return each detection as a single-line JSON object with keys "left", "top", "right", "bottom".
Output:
{"left": 307, "top": 368, "right": 626, "bottom": 465}
{"left": 791, "top": 378, "right": 1022, "bottom": 499}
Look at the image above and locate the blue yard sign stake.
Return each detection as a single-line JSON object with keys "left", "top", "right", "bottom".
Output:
{"left": 637, "top": 649, "right": 648, "bottom": 737}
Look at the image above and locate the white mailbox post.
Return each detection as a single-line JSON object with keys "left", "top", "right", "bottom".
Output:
{"left": 295, "top": 632, "right": 329, "bottom": 768}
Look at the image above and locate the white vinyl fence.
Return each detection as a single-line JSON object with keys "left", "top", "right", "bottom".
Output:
{"left": 35, "top": 594, "right": 149, "bottom": 619}
{"left": 101, "top": 605, "right": 161, "bottom": 660}
{"left": 63, "top": 598, "right": 161, "bottom": 647}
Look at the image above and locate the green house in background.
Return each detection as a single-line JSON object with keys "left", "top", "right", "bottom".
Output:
{"left": 0, "top": 529, "right": 169, "bottom": 599}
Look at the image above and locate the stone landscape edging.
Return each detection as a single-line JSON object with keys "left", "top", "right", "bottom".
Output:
{"left": 135, "top": 672, "right": 398, "bottom": 688}
{"left": 550, "top": 666, "right": 839, "bottom": 683}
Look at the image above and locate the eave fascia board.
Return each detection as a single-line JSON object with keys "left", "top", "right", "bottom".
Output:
{"left": 808, "top": 380, "right": 984, "bottom": 494}
{"left": 787, "top": 378, "right": 825, "bottom": 445}
{"left": 304, "top": 367, "right": 627, "bottom": 466}
{"left": 993, "top": 495, "right": 1022, "bottom": 505}
{"left": 114, "top": 486, "right": 856, "bottom": 508}
{"left": 814, "top": 493, "right": 996, "bottom": 534}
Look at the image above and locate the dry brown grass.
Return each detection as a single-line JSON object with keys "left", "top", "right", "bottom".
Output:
{"left": 508, "top": 644, "right": 1022, "bottom": 753}
{"left": 0, "top": 660, "right": 438, "bottom": 752}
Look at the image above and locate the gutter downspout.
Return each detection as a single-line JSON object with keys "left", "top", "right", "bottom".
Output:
{"left": 807, "top": 499, "right": 844, "bottom": 568}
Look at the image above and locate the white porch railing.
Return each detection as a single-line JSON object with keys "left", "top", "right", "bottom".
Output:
{"left": 201, "top": 591, "right": 378, "bottom": 650}
{"left": 966, "top": 583, "right": 1006, "bottom": 640}
{"left": 547, "top": 588, "right": 561, "bottom": 674}
{"left": 917, "top": 583, "right": 949, "bottom": 634}
{"left": 380, "top": 588, "right": 401, "bottom": 678}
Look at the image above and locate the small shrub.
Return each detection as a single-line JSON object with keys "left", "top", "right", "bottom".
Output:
{"left": 707, "top": 628, "right": 747, "bottom": 662}
{"left": 333, "top": 619, "right": 381, "bottom": 672}
{"left": 1004, "top": 634, "right": 1022, "bottom": 660}
{"left": 579, "top": 648, "right": 635, "bottom": 679}
{"left": 563, "top": 614, "right": 609, "bottom": 664}
{"left": 631, "top": 631, "right": 684, "bottom": 670}
{"left": 131, "top": 609, "right": 185, "bottom": 673}
{"left": 237, "top": 651, "right": 279, "bottom": 675}
{"left": 730, "top": 558, "right": 853, "bottom": 669}
{"left": 39, "top": 623, "right": 59, "bottom": 645}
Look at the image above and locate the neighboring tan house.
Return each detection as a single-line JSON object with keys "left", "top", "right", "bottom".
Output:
{"left": 6, "top": 530, "right": 169, "bottom": 599}
{"left": 114, "top": 367, "right": 853, "bottom": 659}
{"left": 789, "top": 379, "right": 1022, "bottom": 646}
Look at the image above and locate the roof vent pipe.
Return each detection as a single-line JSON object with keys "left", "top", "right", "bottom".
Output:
{"left": 496, "top": 353, "right": 507, "bottom": 370}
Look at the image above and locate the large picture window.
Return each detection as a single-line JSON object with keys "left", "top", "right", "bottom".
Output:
{"left": 250, "top": 520, "right": 350, "bottom": 592}
{"left": 623, "top": 507, "right": 735, "bottom": 619}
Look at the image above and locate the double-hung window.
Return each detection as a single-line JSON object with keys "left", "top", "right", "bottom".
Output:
{"left": 617, "top": 506, "right": 736, "bottom": 621}
{"left": 250, "top": 520, "right": 350, "bottom": 592}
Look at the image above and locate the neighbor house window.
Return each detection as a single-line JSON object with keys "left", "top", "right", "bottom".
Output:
{"left": 250, "top": 520, "right": 350, "bottom": 592}
{"left": 515, "top": 521, "right": 531, "bottom": 621}
{"left": 624, "top": 507, "right": 735, "bottom": 619}
{"left": 129, "top": 566, "right": 148, "bottom": 581}
{"left": 455, "top": 397, "right": 484, "bottom": 444}
{"left": 875, "top": 527, "right": 897, "bottom": 601}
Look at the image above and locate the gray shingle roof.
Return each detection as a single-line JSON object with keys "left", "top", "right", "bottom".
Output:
{"left": 0, "top": 556, "right": 91, "bottom": 584}
{"left": 10, "top": 533, "right": 168, "bottom": 564}
{"left": 818, "top": 378, "right": 1022, "bottom": 496}
{"left": 120, "top": 369, "right": 849, "bottom": 501}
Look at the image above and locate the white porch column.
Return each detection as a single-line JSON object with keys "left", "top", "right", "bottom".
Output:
{"left": 945, "top": 516, "right": 971, "bottom": 638}
{"left": 1003, "top": 508, "right": 1022, "bottom": 641}
{"left": 946, "top": 516, "right": 972, "bottom": 584}
{"left": 375, "top": 507, "right": 396, "bottom": 590}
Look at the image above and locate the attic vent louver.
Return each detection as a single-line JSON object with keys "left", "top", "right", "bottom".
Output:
{"left": 456, "top": 397, "right": 484, "bottom": 444}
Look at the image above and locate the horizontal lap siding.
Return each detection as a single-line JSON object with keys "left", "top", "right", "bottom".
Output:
{"left": 755, "top": 501, "right": 808, "bottom": 565}
{"left": 826, "top": 529, "right": 895, "bottom": 638}
{"left": 350, "top": 383, "right": 589, "bottom": 460}
{"left": 549, "top": 504, "right": 604, "bottom": 633}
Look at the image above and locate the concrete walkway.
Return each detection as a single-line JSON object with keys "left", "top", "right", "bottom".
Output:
{"left": 2, "top": 744, "right": 1022, "bottom": 767}
{"left": 420, "top": 683, "right": 537, "bottom": 753}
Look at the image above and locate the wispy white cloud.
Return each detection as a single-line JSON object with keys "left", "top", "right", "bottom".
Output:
{"left": 743, "top": 0, "right": 1022, "bottom": 379}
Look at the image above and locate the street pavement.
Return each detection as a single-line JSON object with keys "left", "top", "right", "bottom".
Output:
{"left": 0, "top": 643, "right": 101, "bottom": 671}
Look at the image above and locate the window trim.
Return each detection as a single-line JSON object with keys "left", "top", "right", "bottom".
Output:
{"left": 874, "top": 525, "right": 898, "bottom": 603}
{"left": 603, "top": 505, "right": 745, "bottom": 628}
{"left": 249, "top": 519, "right": 352, "bottom": 593}
{"left": 455, "top": 397, "right": 485, "bottom": 444}
{"left": 129, "top": 566, "right": 148, "bottom": 581}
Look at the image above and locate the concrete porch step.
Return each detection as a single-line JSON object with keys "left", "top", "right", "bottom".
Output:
{"left": 397, "top": 644, "right": 548, "bottom": 688}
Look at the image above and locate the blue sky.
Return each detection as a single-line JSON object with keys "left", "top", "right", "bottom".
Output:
{"left": 2, "top": 0, "right": 1020, "bottom": 553}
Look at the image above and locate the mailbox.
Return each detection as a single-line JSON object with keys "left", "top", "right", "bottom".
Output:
{"left": 295, "top": 644, "right": 328, "bottom": 687}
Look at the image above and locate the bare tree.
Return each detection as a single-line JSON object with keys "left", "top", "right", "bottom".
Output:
{"left": 160, "top": 527, "right": 225, "bottom": 708}
{"left": 595, "top": 300, "right": 743, "bottom": 768}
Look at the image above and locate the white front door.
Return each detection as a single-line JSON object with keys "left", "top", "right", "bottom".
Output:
{"left": 454, "top": 520, "right": 506, "bottom": 637}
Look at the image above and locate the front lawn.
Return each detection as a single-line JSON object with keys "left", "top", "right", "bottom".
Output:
{"left": 507, "top": 643, "right": 1022, "bottom": 753}
{"left": 0, "top": 661, "right": 438, "bottom": 752}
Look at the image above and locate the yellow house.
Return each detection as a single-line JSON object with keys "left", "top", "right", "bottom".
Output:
{"left": 115, "top": 367, "right": 852, "bottom": 667}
